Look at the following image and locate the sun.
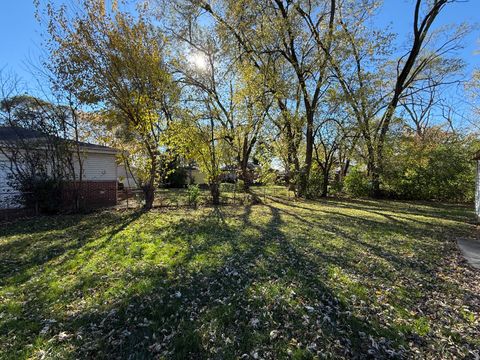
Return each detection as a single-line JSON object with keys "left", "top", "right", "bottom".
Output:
{"left": 188, "top": 51, "right": 209, "bottom": 72}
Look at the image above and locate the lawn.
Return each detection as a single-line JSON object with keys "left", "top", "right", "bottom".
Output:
{"left": 1, "top": 196, "right": 479, "bottom": 359}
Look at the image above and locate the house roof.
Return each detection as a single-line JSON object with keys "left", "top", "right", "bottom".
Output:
{"left": 0, "top": 126, "right": 47, "bottom": 141}
{"left": 0, "top": 126, "right": 117, "bottom": 154}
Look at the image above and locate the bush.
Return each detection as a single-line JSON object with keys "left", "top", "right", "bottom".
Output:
{"left": 187, "top": 184, "right": 201, "bottom": 207}
{"left": 11, "top": 175, "right": 63, "bottom": 214}
{"left": 382, "top": 134, "right": 477, "bottom": 202}
{"left": 305, "top": 169, "right": 325, "bottom": 199}
{"left": 344, "top": 167, "right": 371, "bottom": 197}
{"left": 236, "top": 179, "right": 245, "bottom": 191}
{"left": 165, "top": 166, "right": 187, "bottom": 188}
{"left": 329, "top": 179, "right": 344, "bottom": 196}
{"left": 220, "top": 182, "right": 235, "bottom": 193}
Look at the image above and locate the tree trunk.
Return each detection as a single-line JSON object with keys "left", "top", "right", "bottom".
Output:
{"left": 342, "top": 159, "right": 350, "bottom": 178}
{"left": 240, "top": 163, "right": 250, "bottom": 191}
{"left": 366, "top": 143, "right": 382, "bottom": 198}
{"left": 143, "top": 183, "right": 155, "bottom": 210}
{"left": 282, "top": 109, "right": 300, "bottom": 196}
{"left": 210, "top": 182, "right": 220, "bottom": 205}
{"left": 298, "top": 110, "right": 314, "bottom": 198}
{"left": 370, "top": 170, "right": 381, "bottom": 198}
{"left": 369, "top": 162, "right": 382, "bottom": 198}
{"left": 321, "top": 170, "right": 329, "bottom": 198}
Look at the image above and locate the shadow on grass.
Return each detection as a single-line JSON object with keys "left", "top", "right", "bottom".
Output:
{"left": 0, "top": 211, "right": 144, "bottom": 287}
{"left": 1, "top": 198, "right": 478, "bottom": 359}
{"left": 50, "top": 205, "right": 428, "bottom": 357}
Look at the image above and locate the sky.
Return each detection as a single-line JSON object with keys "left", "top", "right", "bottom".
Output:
{"left": 0, "top": 0, "right": 42, "bottom": 82}
{"left": 0, "top": 1, "right": 479, "bottom": 96}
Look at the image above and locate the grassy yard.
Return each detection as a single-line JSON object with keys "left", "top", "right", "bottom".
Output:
{"left": 1, "top": 196, "right": 479, "bottom": 359}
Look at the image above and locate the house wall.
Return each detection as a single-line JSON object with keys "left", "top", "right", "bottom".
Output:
{"left": 0, "top": 152, "right": 21, "bottom": 209}
{"left": 186, "top": 169, "right": 207, "bottom": 185}
{"left": 0, "top": 150, "right": 118, "bottom": 210}
{"left": 476, "top": 160, "right": 480, "bottom": 221}
{"left": 117, "top": 164, "right": 137, "bottom": 189}
{"left": 62, "top": 180, "right": 117, "bottom": 209}
{"left": 75, "top": 152, "right": 118, "bottom": 181}
{"left": 66, "top": 152, "right": 118, "bottom": 208}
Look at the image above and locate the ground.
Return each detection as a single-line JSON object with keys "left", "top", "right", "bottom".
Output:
{"left": 1, "top": 195, "right": 479, "bottom": 359}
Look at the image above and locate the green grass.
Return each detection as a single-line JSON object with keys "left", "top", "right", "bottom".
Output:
{"left": 1, "top": 195, "right": 479, "bottom": 359}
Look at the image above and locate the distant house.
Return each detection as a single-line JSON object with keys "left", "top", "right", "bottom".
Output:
{"left": 183, "top": 165, "right": 207, "bottom": 186}
{"left": 180, "top": 162, "right": 260, "bottom": 187}
{"left": 0, "top": 126, "right": 118, "bottom": 212}
{"left": 475, "top": 151, "right": 480, "bottom": 221}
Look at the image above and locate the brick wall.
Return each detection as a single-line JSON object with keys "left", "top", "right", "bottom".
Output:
{"left": 62, "top": 181, "right": 117, "bottom": 209}
{"left": 0, "top": 207, "right": 36, "bottom": 221}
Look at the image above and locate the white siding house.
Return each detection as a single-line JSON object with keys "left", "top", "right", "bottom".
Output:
{"left": 0, "top": 126, "right": 118, "bottom": 211}
{"left": 117, "top": 163, "right": 137, "bottom": 189}
{"left": 75, "top": 150, "right": 118, "bottom": 182}
{"left": 0, "top": 152, "right": 18, "bottom": 209}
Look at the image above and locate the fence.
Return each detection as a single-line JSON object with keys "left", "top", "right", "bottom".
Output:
{"left": 117, "top": 185, "right": 296, "bottom": 210}
{"left": 0, "top": 185, "right": 296, "bottom": 220}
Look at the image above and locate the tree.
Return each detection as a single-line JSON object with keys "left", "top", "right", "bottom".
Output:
{"left": 169, "top": 0, "right": 336, "bottom": 197}
{"left": 167, "top": 110, "right": 228, "bottom": 205}
{"left": 165, "top": 11, "right": 272, "bottom": 191}
{"left": 466, "top": 67, "right": 480, "bottom": 132}
{"left": 311, "top": 0, "right": 466, "bottom": 196}
{"left": 381, "top": 127, "right": 477, "bottom": 202}
{"left": 41, "top": 0, "right": 179, "bottom": 209}
{"left": 313, "top": 98, "right": 355, "bottom": 197}
{"left": 170, "top": 32, "right": 234, "bottom": 204}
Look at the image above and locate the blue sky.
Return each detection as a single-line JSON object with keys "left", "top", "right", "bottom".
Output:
{"left": 0, "top": 0, "right": 42, "bottom": 81}
{"left": 0, "top": 0, "right": 479, "bottom": 89}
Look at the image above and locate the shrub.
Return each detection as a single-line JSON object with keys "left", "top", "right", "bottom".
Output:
{"left": 344, "top": 167, "right": 371, "bottom": 197}
{"left": 382, "top": 134, "right": 477, "bottom": 202}
{"left": 329, "top": 179, "right": 344, "bottom": 196}
{"left": 165, "top": 166, "right": 187, "bottom": 188}
{"left": 220, "top": 182, "right": 235, "bottom": 193}
{"left": 187, "top": 184, "right": 201, "bottom": 207}
{"left": 236, "top": 179, "right": 245, "bottom": 191}
{"left": 305, "top": 170, "right": 325, "bottom": 199}
{"left": 11, "top": 174, "right": 63, "bottom": 214}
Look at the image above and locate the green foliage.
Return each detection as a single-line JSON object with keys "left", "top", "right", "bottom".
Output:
{"left": 11, "top": 174, "right": 63, "bottom": 214}
{"left": 329, "top": 179, "right": 344, "bottom": 196}
{"left": 382, "top": 133, "right": 477, "bottom": 202}
{"left": 236, "top": 179, "right": 245, "bottom": 191}
{"left": 344, "top": 167, "right": 372, "bottom": 197}
{"left": 305, "top": 168, "right": 325, "bottom": 199}
{"left": 165, "top": 164, "right": 187, "bottom": 188}
{"left": 186, "top": 184, "right": 201, "bottom": 207}
{"left": 220, "top": 182, "right": 235, "bottom": 193}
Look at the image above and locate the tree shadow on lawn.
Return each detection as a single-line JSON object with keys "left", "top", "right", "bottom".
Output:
{"left": 2, "top": 200, "right": 479, "bottom": 359}
{"left": 268, "top": 194, "right": 474, "bottom": 224}
{"left": 269, "top": 201, "right": 475, "bottom": 286}
{"left": 34, "top": 204, "right": 452, "bottom": 359}
{"left": 325, "top": 197, "right": 474, "bottom": 223}
{"left": 0, "top": 210, "right": 144, "bottom": 289}
{"left": 43, "top": 205, "right": 385, "bottom": 358}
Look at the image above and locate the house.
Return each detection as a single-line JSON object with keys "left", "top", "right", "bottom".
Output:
{"left": 117, "top": 163, "right": 137, "bottom": 189}
{"left": 475, "top": 151, "right": 480, "bottom": 221}
{"left": 180, "top": 163, "right": 260, "bottom": 187}
{"left": 183, "top": 165, "right": 207, "bottom": 186}
{"left": 0, "top": 126, "right": 118, "bottom": 212}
